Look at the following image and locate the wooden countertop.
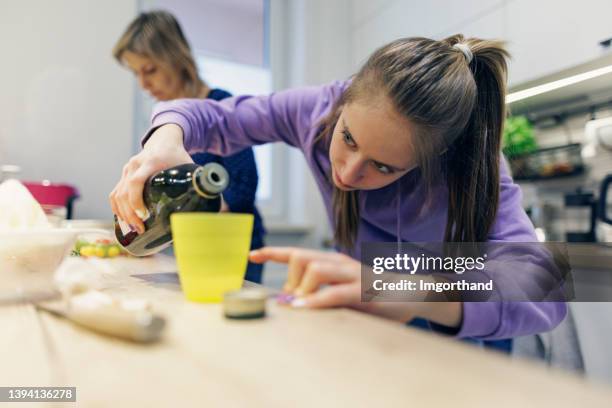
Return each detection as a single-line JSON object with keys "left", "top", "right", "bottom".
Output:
{"left": 1, "top": 255, "right": 611, "bottom": 407}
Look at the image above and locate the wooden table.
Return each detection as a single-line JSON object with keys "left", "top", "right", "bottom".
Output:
{"left": 2, "top": 255, "right": 611, "bottom": 407}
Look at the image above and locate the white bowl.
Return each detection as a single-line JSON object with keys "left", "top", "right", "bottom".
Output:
{"left": 0, "top": 228, "right": 79, "bottom": 299}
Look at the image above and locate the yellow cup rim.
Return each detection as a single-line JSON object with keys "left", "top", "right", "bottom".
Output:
{"left": 170, "top": 212, "right": 254, "bottom": 221}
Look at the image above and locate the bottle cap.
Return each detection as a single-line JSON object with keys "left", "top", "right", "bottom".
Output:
{"left": 223, "top": 288, "right": 268, "bottom": 319}
{"left": 194, "top": 163, "right": 229, "bottom": 197}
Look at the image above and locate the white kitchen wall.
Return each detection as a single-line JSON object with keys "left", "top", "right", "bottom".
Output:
{"left": 265, "top": 0, "right": 353, "bottom": 249}
{"left": 0, "top": 0, "right": 137, "bottom": 220}
{"left": 255, "top": 0, "right": 354, "bottom": 286}
{"left": 156, "top": 0, "right": 265, "bottom": 67}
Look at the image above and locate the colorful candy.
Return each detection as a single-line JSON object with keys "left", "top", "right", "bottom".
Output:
{"left": 74, "top": 238, "right": 127, "bottom": 258}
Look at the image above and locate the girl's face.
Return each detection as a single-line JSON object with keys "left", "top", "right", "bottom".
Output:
{"left": 329, "top": 99, "right": 418, "bottom": 191}
{"left": 121, "top": 51, "right": 183, "bottom": 101}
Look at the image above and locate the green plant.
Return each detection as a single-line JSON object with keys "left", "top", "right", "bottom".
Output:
{"left": 502, "top": 115, "right": 537, "bottom": 157}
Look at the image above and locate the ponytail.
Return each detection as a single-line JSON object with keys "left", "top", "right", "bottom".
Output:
{"left": 442, "top": 35, "right": 509, "bottom": 242}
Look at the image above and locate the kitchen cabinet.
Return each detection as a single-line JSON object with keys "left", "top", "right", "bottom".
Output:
{"left": 430, "top": 0, "right": 505, "bottom": 39}
{"left": 350, "top": 0, "right": 390, "bottom": 28}
{"left": 351, "top": 1, "right": 431, "bottom": 68}
{"left": 350, "top": 0, "right": 505, "bottom": 68}
{"left": 439, "top": 5, "right": 505, "bottom": 43}
{"left": 349, "top": 0, "right": 612, "bottom": 87}
{"left": 505, "top": 0, "right": 612, "bottom": 85}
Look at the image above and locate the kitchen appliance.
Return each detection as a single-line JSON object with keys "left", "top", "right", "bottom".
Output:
{"left": 598, "top": 174, "right": 612, "bottom": 242}
{"left": 583, "top": 116, "right": 612, "bottom": 158}
{"left": 563, "top": 176, "right": 612, "bottom": 243}
{"left": 526, "top": 202, "right": 562, "bottom": 241}
{"left": 564, "top": 189, "right": 597, "bottom": 242}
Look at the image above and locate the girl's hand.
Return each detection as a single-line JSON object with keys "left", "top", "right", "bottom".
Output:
{"left": 249, "top": 247, "right": 415, "bottom": 323}
{"left": 109, "top": 124, "right": 193, "bottom": 233}
{"left": 249, "top": 247, "right": 466, "bottom": 325}
{"left": 249, "top": 247, "right": 362, "bottom": 309}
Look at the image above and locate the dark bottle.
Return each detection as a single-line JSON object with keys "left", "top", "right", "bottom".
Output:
{"left": 115, "top": 162, "right": 229, "bottom": 256}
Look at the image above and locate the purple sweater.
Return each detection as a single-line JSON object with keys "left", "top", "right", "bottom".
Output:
{"left": 146, "top": 80, "right": 566, "bottom": 340}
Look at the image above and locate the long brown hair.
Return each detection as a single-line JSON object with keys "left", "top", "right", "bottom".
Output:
{"left": 317, "top": 35, "right": 509, "bottom": 248}
{"left": 112, "top": 10, "right": 205, "bottom": 97}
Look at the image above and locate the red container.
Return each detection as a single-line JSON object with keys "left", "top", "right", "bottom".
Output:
{"left": 22, "top": 181, "right": 79, "bottom": 219}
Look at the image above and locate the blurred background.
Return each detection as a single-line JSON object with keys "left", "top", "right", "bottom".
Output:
{"left": 1, "top": 0, "right": 612, "bottom": 382}
{"left": 2, "top": 0, "right": 612, "bottom": 248}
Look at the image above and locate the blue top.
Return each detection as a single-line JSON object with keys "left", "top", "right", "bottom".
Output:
{"left": 190, "top": 88, "right": 266, "bottom": 283}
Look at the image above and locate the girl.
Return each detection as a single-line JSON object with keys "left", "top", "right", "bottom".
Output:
{"left": 112, "top": 10, "right": 266, "bottom": 283}
{"left": 110, "top": 35, "right": 566, "bottom": 341}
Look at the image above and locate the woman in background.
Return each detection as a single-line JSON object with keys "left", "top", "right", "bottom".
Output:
{"left": 113, "top": 10, "right": 266, "bottom": 283}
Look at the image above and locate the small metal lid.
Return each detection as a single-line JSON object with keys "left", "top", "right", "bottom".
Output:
{"left": 223, "top": 288, "right": 267, "bottom": 319}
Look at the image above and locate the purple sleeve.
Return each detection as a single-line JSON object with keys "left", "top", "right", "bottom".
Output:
{"left": 142, "top": 82, "right": 346, "bottom": 156}
{"left": 455, "top": 158, "right": 567, "bottom": 340}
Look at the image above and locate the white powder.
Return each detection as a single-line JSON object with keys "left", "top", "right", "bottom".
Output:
{"left": 0, "top": 179, "right": 50, "bottom": 231}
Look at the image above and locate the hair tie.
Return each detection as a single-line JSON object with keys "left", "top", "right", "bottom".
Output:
{"left": 453, "top": 43, "right": 473, "bottom": 64}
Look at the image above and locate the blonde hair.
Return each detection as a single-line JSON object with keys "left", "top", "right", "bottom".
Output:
{"left": 113, "top": 10, "right": 205, "bottom": 97}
